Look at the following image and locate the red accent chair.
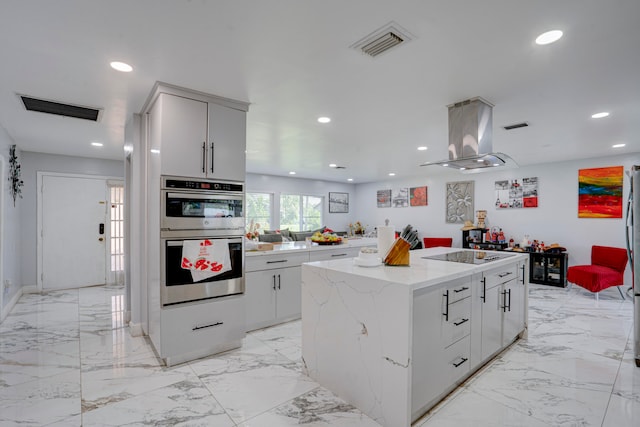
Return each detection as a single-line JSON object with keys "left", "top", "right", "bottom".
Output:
{"left": 567, "top": 245, "right": 628, "bottom": 300}
{"left": 423, "top": 237, "right": 453, "bottom": 248}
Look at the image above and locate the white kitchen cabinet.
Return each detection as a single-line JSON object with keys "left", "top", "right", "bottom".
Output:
{"left": 412, "top": 277, "right": 472, "bottom": 421}
{"left": 245, "top": 252, "right": 309, "bottom": 331}
{"left": 145, "top": 84, "right": 248, "bottom": 181}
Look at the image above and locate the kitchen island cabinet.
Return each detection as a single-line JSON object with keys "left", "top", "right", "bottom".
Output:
{"left": 301, "top": 248, "right": 528, "bottom": 426}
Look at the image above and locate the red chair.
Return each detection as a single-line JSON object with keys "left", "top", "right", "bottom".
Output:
{"left": 567, "top": 245, "right": 628, "bottom": 300}
{"left": 423, "top": 237, "right": 453, "bottom": 248}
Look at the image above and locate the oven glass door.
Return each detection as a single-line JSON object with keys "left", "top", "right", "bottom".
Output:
{"left": 162, "top": 237, "right": 244, "bottom": 305}
{"left": 162, "top": 192, "right": 244, "bottom": 233}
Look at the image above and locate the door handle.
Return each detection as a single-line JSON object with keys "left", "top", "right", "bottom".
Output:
{"left": 210, "top": 142, "right": 215, "bottom": 173}
{"left": 202, "top": 142, "right": 206, "bottom": 173}
{"left": 99, "top": 223, "right": 104, "bottom": 234}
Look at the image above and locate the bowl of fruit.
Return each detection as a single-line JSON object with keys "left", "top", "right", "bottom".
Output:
{"left": 310, "top": 231, "right": 343, "bottom": 245}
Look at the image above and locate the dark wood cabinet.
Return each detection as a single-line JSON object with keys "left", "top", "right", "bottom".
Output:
{"left": 529, "top": 252, "right": 568, "bottom": 287}
{"left": 462, "top": 228, "right": 509, "bottom": 251}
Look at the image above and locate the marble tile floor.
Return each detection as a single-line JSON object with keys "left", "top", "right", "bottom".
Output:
{"left": 0, "top": 283, "right": 637, "bottom": 426}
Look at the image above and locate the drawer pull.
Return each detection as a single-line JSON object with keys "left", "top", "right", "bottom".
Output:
{"left": 453, "top": 357, "right": 468, "bottom": 368}
{"left": 498, "top": 271, "right": 513, "bottom": 278}
{"left": 453, "top": 286, "right": 469, "bottom": 293}
{"left": 331, "top": 253, "right": 348, "bottom": 257}
{"left": 266, "top": 260, "right": 288, "bottom": 264}
{"left": 192, "top": 321, "right": 223, "bottom": 331}
{"left": 481, "top": 277, "right": 486, "bottom": 302}
{"left": 453, "top": 318, "right": 469, "bottom": 326}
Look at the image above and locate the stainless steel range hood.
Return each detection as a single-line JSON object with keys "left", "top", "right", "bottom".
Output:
{"left": 421, "top": 97, "right": 517, "bottom": 173}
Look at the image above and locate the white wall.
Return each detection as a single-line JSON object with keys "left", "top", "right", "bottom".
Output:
{"left": 246, "top": 173, "right": 357, "bottom": 232}
{"left": 0, "top": 125, "right": 22, "bottom": 312}
{"left": 353, "top": 153, "right": 640, "bottom": 286}
{"left": 20, "top": 152, "right": 124, "bottom": 287}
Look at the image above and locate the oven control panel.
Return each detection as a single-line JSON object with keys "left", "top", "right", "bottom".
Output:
{"left": 164, "top": 177, "right": 243, "bottom": 193}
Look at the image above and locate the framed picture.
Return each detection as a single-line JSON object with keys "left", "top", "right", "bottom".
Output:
{"left": 578, "top": 166, "right": 623, "bottom": 218}
{"left": 446, "top": 181, "right": 474, "bottom": 223}
{"left": 377, "top": 189, "right": 391, "bottom": 208}
{"left": 494, "top": 177, "right": 538, "bottom": 209}
{"left": 392, "top": 188, "right": 409, "bottom": 207}
{"left": 410, "top": 186, "right": 428, "bottom": 206}
{"left": 328, "top": 192, "right": 349, "bottom": 213}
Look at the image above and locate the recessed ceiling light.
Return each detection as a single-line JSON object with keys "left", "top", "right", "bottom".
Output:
{"left": 417, "top": 146, "right": 428, "bottom": 151}
{"left": 591, "top": 112, "right": 610, "bottom": 119}
{"left": 535, "top": 30, "right": 563, "bottom": 45}
{"left": 329, "top": 163, "right": 337, "bottom": 168}
{"left": 317, "top": 117, "right": 331, "bottom": 124}
{"left": 110, "top": 61, "right": 133, "bottom": 72}
{"left": 150, "top": 149, "right": 160, "bottom": 154}
{"left": 289, "top": 171, "right": 296, "bottom": 175}
{"left": 91, "top": 142, "right": 103, "bottom": 147}
{"left": 388, "top": 172, "right": 396, "bottom": 176}
{"left": 612, "top": 143, "right": 626, "bottom": 148}
{"left": 347, "top": 178, "right": 354, "bottom": 182}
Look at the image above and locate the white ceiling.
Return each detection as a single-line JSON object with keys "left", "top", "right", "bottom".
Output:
{"left": 1, "top": 0, "right": 638, "bottom": 183}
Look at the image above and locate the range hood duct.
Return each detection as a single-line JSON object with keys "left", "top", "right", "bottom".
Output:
{"left": 421, "top": 97, "right": 517, "bottom": 173}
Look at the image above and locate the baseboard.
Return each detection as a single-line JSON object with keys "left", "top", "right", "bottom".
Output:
{"left": 1, "top": 287, "right": 23, "bottom": 323}
{"left": 129, "top": 322, "right": 144, "bottom": 337}
{"left": 22, "top": 285, "right": 39, "bottom": 294}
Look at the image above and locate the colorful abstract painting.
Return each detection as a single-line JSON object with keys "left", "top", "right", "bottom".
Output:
{"left": 410, "top": 186, "right": 428, "bottom": 206}
{"left": 578, "top": 166, "right": 623, "bottom": 218}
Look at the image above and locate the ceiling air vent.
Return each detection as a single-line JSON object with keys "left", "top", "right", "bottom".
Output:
{"left": 20, "top": 95, "right": 101, "bottom": 121}
{"left": 351, "top": 21, "right": 414, "bottom": 57}
{"left": 503, "top": 122, "right": 529, "bottom": 130}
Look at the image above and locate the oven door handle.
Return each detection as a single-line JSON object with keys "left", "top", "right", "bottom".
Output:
{"left": 166, "top": 237, "right": 243, "bottom": 247}
{"left": 165, "top": 192, "right": 243, "bottom": 201}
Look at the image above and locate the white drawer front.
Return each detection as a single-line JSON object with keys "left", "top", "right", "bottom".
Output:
{"left": 245, "top": 252, "right": 309, "bottom": 272}
{"left": 442, "top": 297, "right": 471, "bottom": 347}
{"left": 160, "top": 295, "right": 245, "bottom": 361}
{"left": 444, "top": 335, "right": 471, "bottom": 385}
{"left": 443, "top": 277, "right": 471, "bottom": 304}
{"left": 309, "top": 247, "right": 360, "bottom": 262}
{"left": 484, "top": 264, "right": 518, "bottom": 289}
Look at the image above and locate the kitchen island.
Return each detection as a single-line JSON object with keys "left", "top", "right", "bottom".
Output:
{"left": 301, "top": 247, "right": 528, "bottom": 426}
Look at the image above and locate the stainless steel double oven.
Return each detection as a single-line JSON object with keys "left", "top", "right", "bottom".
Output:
{"left": 161, "top": 176, "right": 244, "bottom": 306}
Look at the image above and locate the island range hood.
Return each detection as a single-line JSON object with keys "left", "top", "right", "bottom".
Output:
{"left": 421, "top": 97, "right": 517, "bottom": 172}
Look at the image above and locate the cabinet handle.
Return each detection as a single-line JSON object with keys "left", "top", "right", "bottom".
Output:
{"left": 266, "top": 260, "right": 287, "bottom": 264}
{"left": 273, "top": 275, "right": 277, "bottom": 290}
{"left": 201, "top": 142, "right": 206, "bottom": 173}
{"left": 442, "top": 290, "right": 449, "bottom": 321}
{"left": 278, "top": 274, "right": 281, "bottom": 290}
{"left": 210, "top": 142, "right": 215, "bottom": 173}
{"left": 192, "top": 321, "right": 223, "bottom": 331}
{"left": 481, "top": 277, "right": 486, "bottom": 302}
{"left": 331, "top": 253, "right": 348, "bottom": 257}
{"left": 507, "top": 289, "right": 511, "bottom": 312}
{"left": 453, "top": 318, "right": 469, "bottom": 326}
{"left": 521, "top": 265, "right": 526, "bottom": 284}
{"left": 502, "top": 290, "right": 507, "bottom": 312}
{"left": 453, "top": 286, "right": 469, "bottom": 293}
{"left": 453, "top": 357, "right": 468, "bottom": 368}
{"left": 498, "top": 271, "right": 513, "bottom": 278}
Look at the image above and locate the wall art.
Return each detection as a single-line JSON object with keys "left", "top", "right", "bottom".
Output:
{"left": 8, "top": 144, "right": 24, "bottom": 206}
{"left": 328, "top": 192, "right": 349, "bottom": 213}
{"left": 410, "top": 186, "right": 428, "bottom": 206}
{"left": 377, "top": 189, "right": 391, "bottom": 208}
{"left": 578, "top": 166, "right": 623, "bottom": 218}
{"left": 494, "top": 177, "right": 538, "bottom": 209}
{"left": 392, "top": 188, "right": 409, "bottom": 207}
{"left": 446, "top": 181, "right": 474, "bottom": 223}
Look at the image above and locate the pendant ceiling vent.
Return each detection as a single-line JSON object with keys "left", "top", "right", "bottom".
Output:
{"left": 421, "top": 97, "right": 518, "bottom": 173}
{"left": 20, "top": 95, "right": 102, "bottom": 121}
{"left": 350, "top": 21, "right": 414, "bottom": 58}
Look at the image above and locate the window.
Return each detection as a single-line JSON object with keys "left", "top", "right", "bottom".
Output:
{"left": 246, "top": 192, "right": 272, "bottom": 230}
{"left": 280, "top": 194, "right": 323, "bottom": 231}
{"left": 108, "top": 181, "right": 124, "bottom": 286}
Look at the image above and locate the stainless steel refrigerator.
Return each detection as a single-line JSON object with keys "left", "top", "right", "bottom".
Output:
{"left": 626, "top": 165, "right": 640, "bottom": 367}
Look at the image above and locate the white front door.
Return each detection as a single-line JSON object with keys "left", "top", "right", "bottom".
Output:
{"left": 42, "top": 175, "right": 107, "bottom": 290}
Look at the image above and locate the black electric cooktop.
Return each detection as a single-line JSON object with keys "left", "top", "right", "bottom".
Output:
{"left": 422, "top": 250, "right": 515, "bottom": 265}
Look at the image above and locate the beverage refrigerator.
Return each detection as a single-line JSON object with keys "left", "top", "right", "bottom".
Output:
{"left": 625, "top": 165, "right": 640, "bottom": 367}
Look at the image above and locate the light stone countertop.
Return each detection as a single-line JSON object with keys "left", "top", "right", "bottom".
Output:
{"left": 245, "top": 237, "right": 377, "bottom": 257}
{"left": 304, "top": 246, "right": 528, "bottom": 291}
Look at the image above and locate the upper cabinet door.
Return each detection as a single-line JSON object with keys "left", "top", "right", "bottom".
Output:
{"left": 208, "top": 101, "right": 246, "bottom": 182}
{"left": 158, "top": 93, "right": 209, "bottom": 178}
